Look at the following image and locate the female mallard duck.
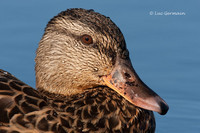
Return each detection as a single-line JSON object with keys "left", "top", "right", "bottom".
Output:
{"left": 0, "top": 8, "right": 168, "bottom": 133}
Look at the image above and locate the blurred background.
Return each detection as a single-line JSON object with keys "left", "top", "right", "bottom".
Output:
{"left": 0, "top": 0, "right": 200, "bottom": 132}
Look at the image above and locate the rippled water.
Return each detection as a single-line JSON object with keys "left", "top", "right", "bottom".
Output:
{"left": 1, "top": 1, "right": 200, "bottom": 132}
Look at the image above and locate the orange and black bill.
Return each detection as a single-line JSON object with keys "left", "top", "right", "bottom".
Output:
{"left": 103, "top": 57, "right": 169, "bottom": 115}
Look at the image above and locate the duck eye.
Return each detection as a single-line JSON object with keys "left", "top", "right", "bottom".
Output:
{"left": 81, "top": 34, "right": 93, "bottom": 45}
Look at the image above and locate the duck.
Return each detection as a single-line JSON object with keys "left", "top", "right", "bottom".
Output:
{"left": 0, "top": 8, "right": 169, "bottom": 133}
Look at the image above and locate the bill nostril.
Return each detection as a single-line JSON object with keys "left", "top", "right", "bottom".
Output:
{"left": 124, "top": 72, "right": 131, "bottom": 79}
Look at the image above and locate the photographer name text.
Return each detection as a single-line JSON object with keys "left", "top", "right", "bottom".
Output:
{"left": 149, "top": 11, "right": 186, "bottom": 16}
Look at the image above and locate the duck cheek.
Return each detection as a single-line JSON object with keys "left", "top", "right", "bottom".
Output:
{"left": 102, "top": 58, "right": 169, "bottom": 115}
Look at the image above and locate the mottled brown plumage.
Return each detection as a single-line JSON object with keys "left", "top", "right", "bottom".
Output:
{"left": 0, "top": 8, "right": 168, "bottom": 132}
{"left": 0, "top": 70, "right": 155, "bottom": 132}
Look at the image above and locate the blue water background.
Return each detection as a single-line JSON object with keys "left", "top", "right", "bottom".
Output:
{"left": 0, "top": 1, "right": 200, "bottom": 132}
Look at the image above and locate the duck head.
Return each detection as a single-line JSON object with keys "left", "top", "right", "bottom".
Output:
{"left": 35, "top": 8, "right": 168, "bottom": 115}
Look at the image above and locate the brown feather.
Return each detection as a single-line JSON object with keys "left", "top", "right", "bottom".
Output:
{"left": 0, "top": 69, "right": 155, "bottom": 132}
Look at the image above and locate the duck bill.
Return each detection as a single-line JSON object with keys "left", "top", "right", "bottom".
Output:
{"left": 103, "top": 57, "right": 169, "bottom": 115}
